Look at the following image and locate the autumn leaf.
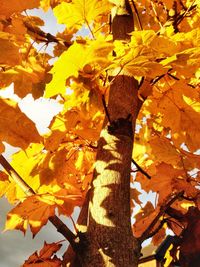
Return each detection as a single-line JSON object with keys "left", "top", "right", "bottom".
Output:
{"left": 0, "top": 99, "right": 41, "bottom": 149}
{"left": 53, "top": 0, "right": 110, "bottom": 29}
{"left": 136, "top": 163, "right": 185, "bottom": 203}
{"left": 0, "top": 37, "right": 21, "bottom": 66}
{"left": 5, "top": 191, "right": 82, "bottom": 235}
{"left": 45, "top": 38, "right": 113, "bottom": 97}
{"left": 133, "top": 202, "right": 159, "bottom": 238}
{"left": 23, "top": 241, "right": 62, "bottom": 267}
{"left": 152, "top": 227, "right": 166, "bottom": 246}
{"left": 148, "top": 136, "right": 181, "bottom": 166}
{"left": 0, "top": 0, "right": 40, "bottom": 17}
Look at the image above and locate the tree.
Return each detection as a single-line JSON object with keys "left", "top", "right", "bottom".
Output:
{"left": 0, "top": 0, "right": 200, "bottom": 266}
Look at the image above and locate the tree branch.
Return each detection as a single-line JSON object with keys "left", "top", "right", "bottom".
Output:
{"left": 0, "top": 154, "right": 79, "bottom": 251}
{"left": 139, "top": 190, "right": 184, "bottom": 242}
{"left": 24, "top": 21, "right": 72, "bottom": 48}
{"left": 145, "top": 219, "right": 167, "bottom": 240}
{"left": 132, "top": 158, "right": 151, "bottom": 179}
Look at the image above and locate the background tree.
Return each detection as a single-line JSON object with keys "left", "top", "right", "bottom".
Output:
{"left": 0, "top": 0, "right": 200, "bottom": 266}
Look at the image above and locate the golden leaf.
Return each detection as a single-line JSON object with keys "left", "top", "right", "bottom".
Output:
{"left": 53, "top": 0, "right": 110, "bottom": 29}
{"left": 5, "top": 191, "right": 82, "bottom": 235}
{"left": 148, "top": 136, "right": 181, "bottom": 166}
{"left": 45, "top": 38, "right": 113, "bottom": 97}
{"left": 0, "top": 99, "right": 41, "bottom": 149}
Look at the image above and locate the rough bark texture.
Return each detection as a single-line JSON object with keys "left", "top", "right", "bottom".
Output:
{"left": 79, "top": 2, "right": 142, "bottom": 267}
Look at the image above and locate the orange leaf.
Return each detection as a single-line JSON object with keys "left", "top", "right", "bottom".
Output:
{"left": 5, "top": 195, "right": 55, "bottom": 235}
{"left": 5, "top": 191, "right": 82, "bottom": 235}
{"left": 152, "top": 227, "right": 166, "bottom": 246}
{"left": 23, "top": 241, "right": 62, "bottom": 267}
{"left": 133, "top": 202, "right": 159, "bottom": 237}
{"left": 0, "top": 0, "right": 40, "bottom": 17}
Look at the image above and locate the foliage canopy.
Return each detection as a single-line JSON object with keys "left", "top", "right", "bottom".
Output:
{"left": 0, "top": 0, "right": 200, "bottom": 266}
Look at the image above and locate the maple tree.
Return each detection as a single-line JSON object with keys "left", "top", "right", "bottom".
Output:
{"left": 0, "top": 0, "right": 200, "bottom": 266}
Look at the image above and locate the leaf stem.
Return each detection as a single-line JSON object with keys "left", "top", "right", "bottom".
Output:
{"left": 132, "top": 158, "right": 151, "bottom": 179}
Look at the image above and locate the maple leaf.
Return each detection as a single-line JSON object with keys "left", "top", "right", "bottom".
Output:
{"left": 136, "top": 163, "right": 184, "bottom": 203}
{"left": 0, "top": 99, "right": 41, "bottom": 149}
{"left": 5, "top": 191, "right": 82, "bottom": 235}
{"left": 53, "top": 0, "right": 110, "bottom": 29}
{"left": 45, "top": 38, "right": 113, "bottom": 97}
{"left": 23, "top": 241, "right": 62, "bottom": 267}
{"left": 133, "top": 202, "right": 159, "bottom": 238}
{"left": 148, "top": 136, "right": 181, "bottom": 166}
{"left": 0, "top": 37, "right": 21, "bottom": 66}
{"left": 147, "top": 80, "right": 200, "bottom": 151}
{"left": 0, "top": 0, "right": 40, "bottom": 17}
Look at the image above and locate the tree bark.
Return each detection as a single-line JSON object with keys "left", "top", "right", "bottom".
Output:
{"left": 78, "top": 1, "right": 142, "bottom": 266}
{"left": 62, "top": 1, "right": 143, "bottom": 266}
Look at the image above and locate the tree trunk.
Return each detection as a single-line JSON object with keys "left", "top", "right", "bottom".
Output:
{"left": 76, "top": 1, "right": 142, "bottom": 266}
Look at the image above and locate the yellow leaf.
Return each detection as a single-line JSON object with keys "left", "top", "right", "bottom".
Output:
{"left": 53, "top": 0, "right": 110, "bottom": 29}
{"left": 0, "top": 99, "right": 42, "bottom": 149}
{"left": 111, "top": 44, "right": 165, "bottom": 78}
{"left": 10, "top": 144, "right": 44, "bottom": 194}
{"left": 45, "top": 38, "right": 113, "bottom": 97}
{"left": 40, "top": 0, "right": 51, "bottom": 11}
{"left": 0, "top": 171, "right": 10, "bottom": 197}
{"left": 130, "top": 30, "right": 155, "bottom": 46}
{"left": 164, "top": 244, "right": 174, "bottom": 267}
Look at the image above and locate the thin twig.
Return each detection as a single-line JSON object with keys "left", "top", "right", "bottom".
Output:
{"left": 129, "top": 0, "right": 143, "bottom": 30}
{"left": 145, "top": 219, "right": 167, "bottom": 240}
{"left": 0, "top": 154, "right": 35, "bottom": 196}
{"left": 0, "top": 154, "right": 79, "bottom": 251}
{"left": 132, "top": 159, "right": 151, "bottom": 179}
{"left": 150, "top": 1, "right": 163, "bottom": 29}
{"left": 102, "top": 94, "right": 111, "bottom": 123}
{"left": 139, "top": 190, "right": 184, "bottom": 242}
{"left": 176, "top": 0, "right": 196, "bottom": 26}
